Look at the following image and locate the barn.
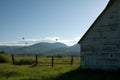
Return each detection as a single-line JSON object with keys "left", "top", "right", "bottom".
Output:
{"left": 78, "top": 0, "right": 120, "bottom": 70}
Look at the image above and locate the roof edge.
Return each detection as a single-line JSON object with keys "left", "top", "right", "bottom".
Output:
{"left": 78, "top": 0, "right": 115, "bottom": 44}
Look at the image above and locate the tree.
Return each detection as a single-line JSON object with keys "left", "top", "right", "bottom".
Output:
{"left": 0, "top": 51, "right": 6, "bottom": 54}
{"left": 0, "top": 51, "right": 10, "bottom": 63}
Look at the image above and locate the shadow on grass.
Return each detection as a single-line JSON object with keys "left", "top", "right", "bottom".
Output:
{"left": 54, "top": 68, "right": 120, "bottom": 80}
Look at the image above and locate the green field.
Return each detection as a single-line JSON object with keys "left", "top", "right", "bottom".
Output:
{"left": 0, "top": 56, "right": 120, "bottom": 80}
{"left": 0, "top": 56, "right": 80, "bottom": 80}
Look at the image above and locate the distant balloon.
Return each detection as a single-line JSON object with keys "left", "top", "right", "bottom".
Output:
{"left": 56, "top": 39, "right": 58, "bottom": 41}
{"left": 25, "top": 42, "right": 27, "bottom": 44}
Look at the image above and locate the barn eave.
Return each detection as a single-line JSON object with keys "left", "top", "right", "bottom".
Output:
{"left": 78, "top": 0, "right": 115, "bottom": 44}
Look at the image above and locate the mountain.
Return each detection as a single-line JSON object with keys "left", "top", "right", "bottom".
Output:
{"left": 30, "top": 42, "right": 68, "bottom": 50}
{"left": 0, "top": 46, "right": 22, "bottom": 53}
{"left": 68, "top": 44, "right": 80, "bottom": 54}
{"left": 47, "top": 44, "right": 80, "bottom": 56}
{"left": 0, "top": 42, "right": 80, "bottom": 56}
{"left": 10, "top": 42, "right": 68, "bottom": 55}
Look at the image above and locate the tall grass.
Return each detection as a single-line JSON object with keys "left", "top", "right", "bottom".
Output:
{"left": 14, "top": 57, "right": 35, "bottom": 65}
{"left": 0, "top": 56, "right": 80, "bottom": 80}
{"left": 1, "top": 56, "right": 119, "bottom": 80}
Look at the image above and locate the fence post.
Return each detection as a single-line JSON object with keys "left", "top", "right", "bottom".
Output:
{"left": 35, "top": 55, "right": 38, "bottom": 65}
{"left": 52, "top": 56, "right": 54, "bottom": 67}
{"left": 71, "top": 56, "right": 73, "bottom": 65}
{"left": 11, "top": 54, "right": 15, "bottom": 65}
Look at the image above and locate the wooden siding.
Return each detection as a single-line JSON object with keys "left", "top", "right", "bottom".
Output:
{"left": 79, "top": 0, "right": 120, "bottom": 70}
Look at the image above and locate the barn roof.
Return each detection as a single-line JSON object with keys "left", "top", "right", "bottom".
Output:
{"left": 78, "top": 0, "right": 116, "bottom": 44}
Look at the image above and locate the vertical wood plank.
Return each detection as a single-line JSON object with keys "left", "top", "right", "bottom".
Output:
{"left": 35, "top": 55, "right": 38, "bottom": 65}
{"left": 52, "top": 56, "right": 54, "bottom": 67}
{"left": 11, "top": 54, "right": 15, "bottom": 65}
{"left": 71, "top": 56, "right": 73, "bottom": 65}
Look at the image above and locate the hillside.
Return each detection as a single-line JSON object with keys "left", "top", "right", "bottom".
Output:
{"left": 0, "top": 46, "right": 22, "bottom": 53}
{"left": 0, "top": 42, "right": 80, "bottom": 56}
{"left": 47, "top": 44, "right": 80, "bottom": 56}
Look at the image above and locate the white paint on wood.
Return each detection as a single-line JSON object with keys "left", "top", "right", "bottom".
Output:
{"left": 79, "top": 0, "right": 120, "bottom": 70}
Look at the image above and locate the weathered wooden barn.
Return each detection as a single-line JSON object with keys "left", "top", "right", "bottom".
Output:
{"left": 78, "top": 0, "right": 120, "bottom": 70}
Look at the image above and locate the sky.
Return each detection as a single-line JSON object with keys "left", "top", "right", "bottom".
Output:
{"left": 0, "top": 0, "right": 109, "bottom": 46}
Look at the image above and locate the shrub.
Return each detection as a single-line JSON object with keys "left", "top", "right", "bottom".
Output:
{"left": 0, "top": 54, "right": 10, "bottom": 63}
{"left": 0, "top": 51, "right": 6, "bottom": 54}
{"left": 15, "top": 57, "right": 35, "bottom": 65}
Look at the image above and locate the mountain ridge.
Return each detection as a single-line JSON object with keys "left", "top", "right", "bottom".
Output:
{"left": 0, "top": 42, "right": 80, "bottom": 56}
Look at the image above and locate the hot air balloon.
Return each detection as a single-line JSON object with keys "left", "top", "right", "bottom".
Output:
{"left": 25, "top": 42, "right": 27, "bottom": 44}
{"left": 56, "top": 39, "right": 58, "bottom": 41}
{"left": 22, "top": 37, "right": 25, "bottom": 40}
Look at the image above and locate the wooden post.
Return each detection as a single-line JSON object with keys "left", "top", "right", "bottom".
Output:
{"left": 35, "top": 55, "right": 38, "bottom": 65}
{"left": 71, "top": 56, "right": 73, "bottom": 65}
{"left": 52, "top": 56, "right": 54, "bottom": 67}
{"left": 11, "top": 54, "right": 15, "bottom": 65}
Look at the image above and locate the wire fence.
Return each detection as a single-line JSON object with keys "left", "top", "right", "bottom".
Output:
{"left": 11, "top": 55, "right": 80, "bottom": 67}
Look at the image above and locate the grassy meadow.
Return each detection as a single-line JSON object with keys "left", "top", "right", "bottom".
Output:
{"left": 0, "top": 55, "right": 120, "bottom": 80}
{"left": 0, "top": 56, "right": 80, "bottom": 80}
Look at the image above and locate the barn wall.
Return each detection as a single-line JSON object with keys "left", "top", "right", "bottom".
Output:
{"left": 80, "top": 0, "right": 120, "bottom": 69}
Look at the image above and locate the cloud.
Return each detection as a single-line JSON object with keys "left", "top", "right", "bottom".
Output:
{"left": 44, "top": 37, "right": 60, "bottom": 41}
{"left": 0, "top": 39, "right": 41, "bottom": 46}
{"left": 43, "top": 36, "right": 80, "bottom": 46}
{"left": 0, "top": 36, "right": 80, "bottom": 46}
{"left": 0, "top": 41, "right": 26, "bottom": 46}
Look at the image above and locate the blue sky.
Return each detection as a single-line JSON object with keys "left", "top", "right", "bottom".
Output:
{"left": 0, "top": 0, "right": 109, "bottom": 46}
